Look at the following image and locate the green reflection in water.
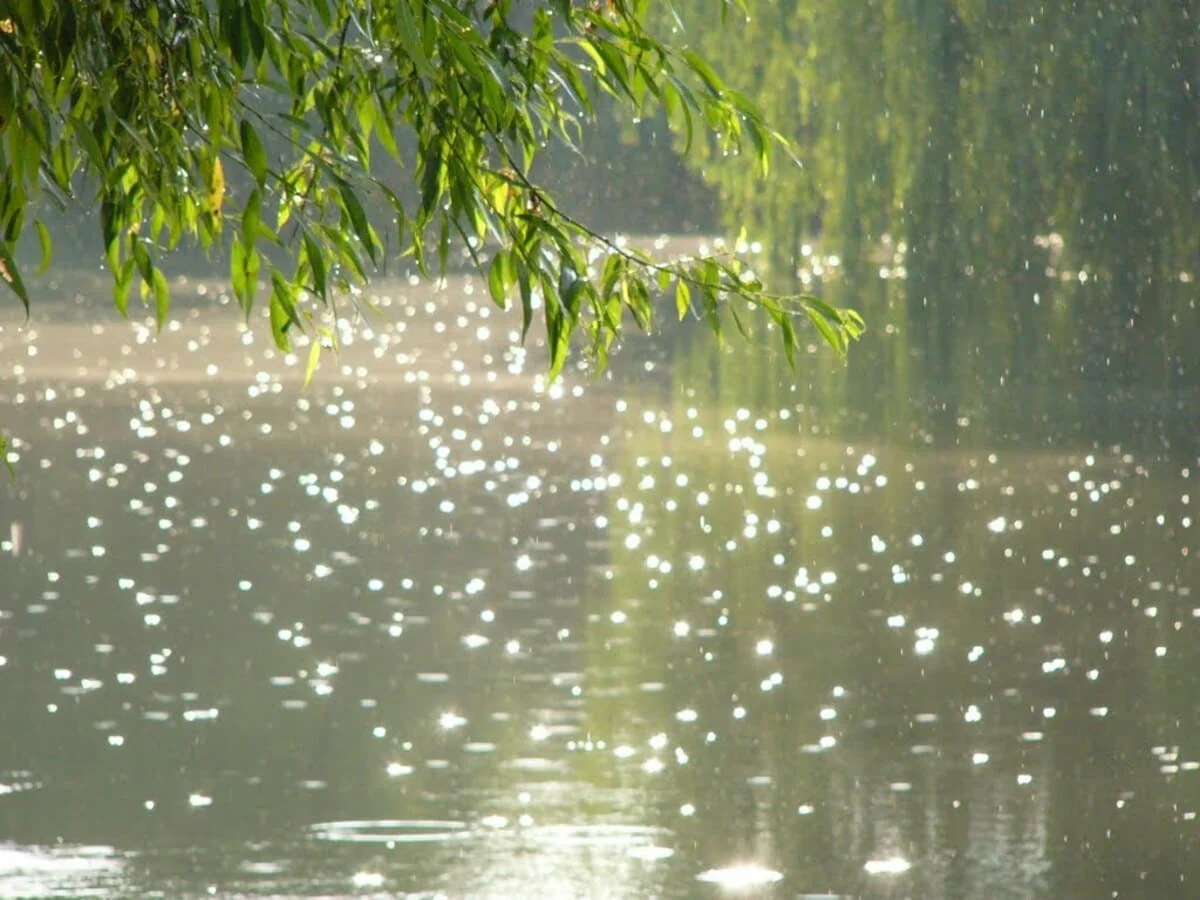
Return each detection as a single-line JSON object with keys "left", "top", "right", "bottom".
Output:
{"left": 653, "top": 0, "right": 1197, "bottom": 450}
{"left": 594, "top": 304, "right": 1198, "bottom": 895}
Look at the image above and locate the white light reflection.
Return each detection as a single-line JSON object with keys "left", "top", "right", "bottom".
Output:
{"left": 696, "top": 865, "right": 784, "bottom": 887}
{"left": 437, "top": 820, "right": 675, "bottom": 897}
{"left": 864, "top": 857, "right": 912, "bottom": 875}
{"left": 0, "top": 844, "right": 125, "bottom": 897}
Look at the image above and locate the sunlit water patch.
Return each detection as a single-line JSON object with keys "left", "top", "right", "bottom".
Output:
{"left": 695, "top": 864, "right": 784, "bottom": 888}
{"left": 2, "top": 236, "right": 1198, "bottom": 900}
{"left": 0, "top": 844, "right": 124, "bottom": 898}
{"left": 0, "top": 773, "right": 41, "bottom": 798}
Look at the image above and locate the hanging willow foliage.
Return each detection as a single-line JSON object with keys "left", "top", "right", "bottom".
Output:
{"left": 0, "top": 0, "right": 862, "bottom": 387}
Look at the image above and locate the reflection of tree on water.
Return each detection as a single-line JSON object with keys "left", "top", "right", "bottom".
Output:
{"left": 650, "top": 0, "right": 1197, "bottom": 454}
{"left": 0, "top": 476, "right": 32, "bottom": 557}
{"left": 598, "top": 337, "right": 1199, "bottom": 896}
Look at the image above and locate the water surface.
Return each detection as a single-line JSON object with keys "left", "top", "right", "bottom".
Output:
{"left": 1, "top": 263, "right": 1196, "bottom": 898}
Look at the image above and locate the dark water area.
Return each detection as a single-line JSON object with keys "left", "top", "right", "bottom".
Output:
{"left": 3, "top": 2, "right": 1200, "bottom": 897}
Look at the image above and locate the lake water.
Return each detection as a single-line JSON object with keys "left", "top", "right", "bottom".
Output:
{"left": 0, "top": 247, "right": 1196, "bottom": 899}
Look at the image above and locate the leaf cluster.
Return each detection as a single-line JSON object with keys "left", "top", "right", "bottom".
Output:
{"left": 0, "top": 0, "right": 862, "bottom": 386}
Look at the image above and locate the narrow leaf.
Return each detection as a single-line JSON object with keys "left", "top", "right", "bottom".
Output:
{"left": 113, "top": 258, "right": 135, "bottom": 316}
{"left": 374, "top": 104, "right": 402, "bottom": 161}
{"left": 304, "top": 232, "right": 327, "bottom": 300}
{"left": 269, "top": 272, "right": 298, "bottom": 352}
{"left": 806, "top": 307, "right": 844, "bottom": 356}
{"left": 34, "top": 221, "right": 52, "bottom": 276}
{"left": 240, "top": 120, "right": 268, "bottom": 186}
{"left": 395, "top": 1, "right": 434, "bottom": 78}
{"left": 241, "top": 188, "right": 262, "bottom": 250}
{"left": 0, "top": 253, "right": 30, "bottom": 316}
{"left": 152, "top": 269, "right": 170, "bottom": 330}
{"left": 488, "top": 249, "right": 510, "bottom": 308}
{"left": 338, "top": 182, "right": 376, "bottom": 264}
{"left": 230, "top": 235, "right": 248, "bottom": 309}
{"left": 780, "top": 315, "right": 798, "bottom": 369}
{"left": 132, "top": 240, "right": 153, "bottom": 285}
{"left": 303, "top": 340, "right": 321, "bottom": 388}
{"left": 269, "top": 294, "right": 293, "bottom": 352}
{"left": 517, "top": 261, "right": 533, "bottom": 342}
{"left": 207, "top": 156, "right": 225, "bottom": 218}
{"left": 675, "top": 280, "right": 691, "bottom": 320}
{"left": 682, "top": 49, "right": 726, "bottom": 96}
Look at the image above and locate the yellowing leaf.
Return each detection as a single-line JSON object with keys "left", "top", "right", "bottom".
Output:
{"left": 675, "top": 280, "right": 691, "bottom": 320}
{"left": 303, "top": 339, "right": 321, "bottom": 388}
{"left": 207, "top": 157, "right": 225, "bottom": 218}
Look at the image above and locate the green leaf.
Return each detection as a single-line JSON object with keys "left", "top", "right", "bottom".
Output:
{"left": 563, "top": 275, "right": 587, "bottom": 320}
{"left": 220, "top": 0, "right": 249, "bottom": 69}
{"left": 269, "top": 294, "right": 293, "bottom": 352}
{"left": 0, "top": 252, "right": 30, "bottom": 316}
{"left": 600, "top": 253, "right": 623, "bottom": 299}
{"left": 0, "top": 0, "right": 860, "bottom": 383}
{"left": 99, "top": 198, "right": 119, "bottom": 272}
{"left": 675, "top": 279, "right": 691, "bottom": 320}
{"left": 321, "top": 223, "right": 367, "bottom": 281}
{"left": 805, "top": 297, "right": 863, "bottom": 346}
{"left": 745, "top": 120, "right": 769, "bottom": 176}
{"left": 132, "top": 239, "right": 153, "bottom": 285}
{"left": 729, "top": 302, "right": 750, "bottom": 339}
{"left": 395, "top": 1, "right": 434, "bottom": 78}
{"left": 488, "top": 248, "right": 512, "bottom": 308}
{"left": 419, "top": 149, "right": 443, "bottom": 223}
{"left": 242, "top": 188, "right": 262, "bottom": 250}
{"left": 240, "top": 119, "right": 268, "bottom": 186}
{"left": 780, "top": 314, "right": 798, "bottom": 369}
{"left": 682, "top": 48, "right": 726, "bottom": 96}
{"left": 269, "top": 271, "right": 298, "bottom": 352}
{"left": 374, "top": 100, "right": 402, "bottom": 161}
{"left": 231, "top": 235, "right": 248, "bottom": 309}
{"left": 304, "top": 232, "right": 327, "bottom": 300}
{"left": 545, "top": 304, "right": 566, "bottom": 379}
{"left": 303, "top": 339, "right": 321, "bottom": 388}
{"left": 206, "top": 155, "right": 225, "bottom": 220}
{"left": 577, "top": 40, "right": 608, "bottom": 77}
{"left": 592, "top": 40, "right": 635, "bottom": 101}
{"left": 69, "top": 116, "right": 105, "bottom": 170}
{"left": 806, "top": 307, "right": 844, "bottom": 357}
{"left": 625, "top": 277, "right": 651, "bottom": 330}
{"left": 517, "top": 260, "right": 533, "bottom": 342}
{"left": 34, "top": 220, "right": 52, "bottom": 276}
{"left": 113, "top": 258, "right": 135, "bottom": 316}
{"left": 152, "top": 268, "right": 170, "bottom": 330}
{"left": 845, "top": 309, "right": 866, "bottom": 337}
{"left": 245, "top": 5, "right": 266, "bottom": 63}
{"left": 553, "top": 54, "right": 593, "bottom": 115}
{"left": 337, "top": 181, "right": 376, "bottom": 264}
{"left": 310, "top": 0, "right": 332, "bottom": 28}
